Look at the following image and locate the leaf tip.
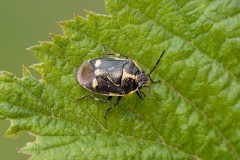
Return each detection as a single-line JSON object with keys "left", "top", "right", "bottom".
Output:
{"left": 74, "top": 14, "right": 83, "bottom": 21}
{"left": 4, "top": 120, "right": 20, "bottom": 139}
{"left": 26, "top": 47, "right": 33, "bottom": 52}
{"left": 26, "top": 45, "right": 39, "bottom": 53}
{"left": 84, "top": 9, "right": 94, "bottom": 15}
{"left": 22, "top": 65, "right": 32, "bottom": 76}
{"left": 30, "top": 63, "right": 44, "bottom": 75}
{"left": 57, "top": 20, "right": 69, "bottom": 27}
{"left": 0, "top": 71, "right": 15, "bottom": 78}
{"left": 49, "top": 33, "right": 62, "bottom": 38}
{"left": 49, "top": 33, "right": 59, "bottom": 39}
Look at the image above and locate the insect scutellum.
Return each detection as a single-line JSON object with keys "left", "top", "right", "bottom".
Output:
{"left": 76, "top": 46, "right": 165, "bottom": 118}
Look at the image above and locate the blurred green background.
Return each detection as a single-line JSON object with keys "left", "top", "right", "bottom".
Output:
{"left": 0, "top": 1, "right": 106, "bottom": 159}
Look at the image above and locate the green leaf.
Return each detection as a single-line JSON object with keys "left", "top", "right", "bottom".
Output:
{"left": 1, "top": 0, "right": 240, "bottom": 159}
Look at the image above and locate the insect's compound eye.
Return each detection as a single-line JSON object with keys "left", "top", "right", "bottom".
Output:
{"left": 76, "top": 61, "right": 95, "bottom": 85}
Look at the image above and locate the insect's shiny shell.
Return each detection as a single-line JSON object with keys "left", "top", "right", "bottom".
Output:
{"left": 76, "top": 58, "right": 142, "bottom": 96}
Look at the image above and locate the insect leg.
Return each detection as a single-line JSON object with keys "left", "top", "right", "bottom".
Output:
{"left": 104, "top": 96, "right": 122, "bottom": 118}
{"left": 149, "top": 76, "right": 160, "bottom": 84}
{"left": 78, "top": 94, "right": 113, "bottom": 103}
{"left": 143, "top": 85, "right": 151, "bottom": 95}
{"left": 136, "top": 90, "right": 145, "bottom": 100}
{"left": 103, "top": 45, "right": 128, "bottom": 59}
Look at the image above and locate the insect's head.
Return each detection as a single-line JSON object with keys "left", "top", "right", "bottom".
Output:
{"left": 136, "top": 50, "right": 165, "bottom": 89}
{"left": 136, "top": 71, "right": 149, "bottom": 89}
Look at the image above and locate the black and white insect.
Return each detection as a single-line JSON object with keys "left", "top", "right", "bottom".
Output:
{"left": 76, "top": 46, "right": 165, "bottom": 118}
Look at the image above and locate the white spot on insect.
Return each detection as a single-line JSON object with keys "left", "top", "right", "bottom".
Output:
{"left": 92, "top": 78, "right": 98, "bottom": 88}
{"left": 95, "top": 59, "right": 101, "bottom": 67}
{"left": 95, "top": 69, "right": 100, "bottom": 76}
{"left": 109, "top": 66, "right": 115, "bottom": 70}
{"left": 122, "top": 70, "right": 136, "bottom": 80}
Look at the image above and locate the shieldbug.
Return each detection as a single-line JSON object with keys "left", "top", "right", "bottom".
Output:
{"left": 76, "top": 46, "right": 165, "bottom": 118}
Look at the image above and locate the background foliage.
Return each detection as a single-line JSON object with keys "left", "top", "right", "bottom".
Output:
{"left": 1, "top": 0, "right": 240, "bottom": 159}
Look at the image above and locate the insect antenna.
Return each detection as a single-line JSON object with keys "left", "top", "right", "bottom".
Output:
{"left": 147, "top": 50, "right": 165, "bottom": 76}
